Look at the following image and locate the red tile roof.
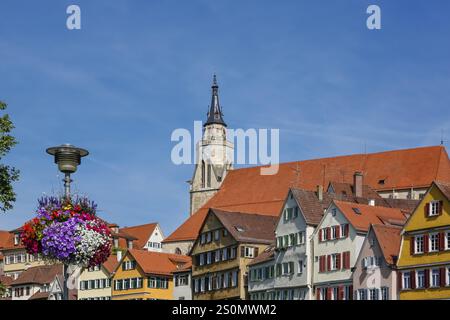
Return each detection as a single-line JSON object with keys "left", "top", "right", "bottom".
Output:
{"left": 211, "top": 209, "right": 278, "bottom": 244}
{"left": 126, "top": 249, "right": 191, "bottom": 276}
{"left": 435, "top": 181, "right": 450, "bottom": 200}
{"left": 165, "top": 146, "right": 449, "bottom": 242}
{"left": 248, "top": 246, "right": 276, "bottom": 267}
{"left": 0, "top": 275, "right": 14, "bottom": 287}
{"left": 103, "top": 255, "right": 120, "bottom": 274}
{"left": 334, "top": 201, "right": 407, "bottom": 233}
{"left": 119, "top": 223, "right": 158, "bottom": 250}
{"left": 371, "top": 224, "right": 402, "bottom": 265}
{"left": 11, "top": 264, "right": 63, "bottom": 286}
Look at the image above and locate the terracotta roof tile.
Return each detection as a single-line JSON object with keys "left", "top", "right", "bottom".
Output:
{"left": 371, "top": 224, "right": 402, "bottom": 265}
{"left": 0, "top": 275, "right": 14, "bottom": 287}
{"left": 120, "top": 223, "right": 158, "bottom": 250}
{"left": 248, "top": 246, "right": 276, "bottom": 267}
{"left": 165, "top": 146, "right": 450, "bottom": 242}
{"left": 11, "top": 264, "right": 63, "bottom": 286}
{"left": 103, "top": 255, "right": 119, "bottom": 274}
{"left": 212, "top": 209, "right": 278, "bottom": 244}
{"left": 435, "top": 181, "right": 450, "bottom": 200}
{"left": 127, "top": 249, "right": 191, "bottom": 276}
{"left": 334, "top": 201, "right": 407, "bottom": 233}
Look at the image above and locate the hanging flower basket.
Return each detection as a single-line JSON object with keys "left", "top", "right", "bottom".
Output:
{"left": 21, "top": 196, "right": 112, "bottom": 267}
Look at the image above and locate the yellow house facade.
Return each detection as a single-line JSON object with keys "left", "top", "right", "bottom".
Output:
{"left": 190, "top": 209, "right": 277, "bottom": 300}
{"left": 397, "top": 181, "right": 450, "bottom": 300}
{"left": 111, "top": 249, "right": 190, "bottom": 300}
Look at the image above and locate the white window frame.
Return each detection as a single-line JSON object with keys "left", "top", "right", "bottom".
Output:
{"left": 298, "top": 260, "right": 303, "bottom": 274}
{"left": 429, "top": 201, "right": 440, "bottom": 217}
{"left": 403, "top": 272, "right": 411, "bottom": 290}
{"left": 429, "top": 233, "right": 439, "bottom": 252}
{"left": 214, "top": 230, "right": 220, "bottom": 241}
{"left": 446, "top": 231, "right": 450, "bottom": 251}
{"left": 245, "top": 247, "right": 255, "bottom": 258}
{"left": 331, "top": 254, "right": 338, "bottom": 271}
{"left": 416, "top": 270, "right": 425, "bottom": 288}
{"left": 381, "top": 287, "right": 389, "bottom": 300}
{"left": 415, "top": 235, "right": 424, "bottom": 254}
{"left": 431, "top": 269, "right": 440, "bottom": 288}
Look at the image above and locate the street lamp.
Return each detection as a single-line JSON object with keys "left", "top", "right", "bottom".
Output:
{"left": 46, "top": 144, "right": 89, "bottom": 198}
{"left": 45, "top": 143, "right": 89, "bottom": 300}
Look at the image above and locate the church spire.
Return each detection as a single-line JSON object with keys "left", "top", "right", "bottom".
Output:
{"left": 204, "top": 74, "right": 227, "bottom": 127}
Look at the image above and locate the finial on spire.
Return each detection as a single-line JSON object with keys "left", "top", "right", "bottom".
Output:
{"left": 204, "top": 74, "right": 227, "bottom": 127}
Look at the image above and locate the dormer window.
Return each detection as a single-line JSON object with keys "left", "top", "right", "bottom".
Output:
{"left": 352, "top": 207, "right": 361, "bottom": 215}
{"left": 378, "top": 179, "right": 385, "bottom": 185}
{"left": 14, "top": 233, "right": 20, "bottom": 246}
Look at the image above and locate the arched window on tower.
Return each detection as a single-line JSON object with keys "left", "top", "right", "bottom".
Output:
{"left": 207, "top": 164, "right": 212, "bottom": 188}
{"left": 201, "top": 160, "right": 206, "bottom": 188}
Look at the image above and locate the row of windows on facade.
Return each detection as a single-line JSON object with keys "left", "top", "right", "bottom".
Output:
{"left": 400, "top": 267, "right": 450, "bottom": 290}
{"left": 317, "top": 251, "right": 351, "bottom": 272}
{"left": 113, "top": 277, "right": 169, "bottom": 290}
{"left": 317, "top": 285, "right": 354, "bottom": 300}
{"left": 147, "top": 242, "right": 162, "bottom": 249}
{"left": 193, "top": 270, "right": 239, "bottom": 293}
{"left": 79, "top": 279, "right": 111, "bottom": 290}
{"left": 318, "top": 224, "right": 350, "bottom": 242}
{"left": 355, "top": 287, "right": 390, "bottom": 300}
{"left": 13, "top": 284, "right": 49, "bottom": 297}
{"left": 174, "top": 274, "right": 189, "bottom": 287}
{"left": 199, "top": 228, "right": 228, "bottom": 245}
{"left": 276, "top": 231, "right": 306, "bottom": 249}
{"left": 195, "top": 246, "right": 258, "bottom": 266}
{"left": 250, "top": 289, "right": 308, "bottom": 301}
{"left": 4, "top": 253, "right": 42, "bottom": 265}
{"left": 412, "top": 230, "right": 450, "bottom": 255}
{"left": 249, "top": 260, "right": 305, "bottom": 282}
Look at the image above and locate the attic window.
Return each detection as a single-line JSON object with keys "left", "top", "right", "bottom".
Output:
{"left": 378, "top": 179, "right": 385, "bottom": 185}
{"left": 235, "top": 226, "right": 245, "bottom": 232}
{"left": 352, "top": 207, "right": 361, "bottom": 215}
{"left": 341, "top": 191, "right": 347, "bottom": 196}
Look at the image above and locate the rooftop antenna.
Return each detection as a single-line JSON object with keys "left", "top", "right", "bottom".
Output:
{"left": 441, "top": 129, "right": 445, "bottom": 145}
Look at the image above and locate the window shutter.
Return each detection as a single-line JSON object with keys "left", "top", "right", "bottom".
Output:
{"left": 327, "top": 227, "right": 331, "bottom": 240}
{"left": 424, "top": 269, "right": 430, "bottom": 288}
{"left": 336, "top": 253, "right": 341, "bottom": 270}
{"left": 439, "top": 232, "right": 445, "bottom": 251}
{"left": 424, "top": 203, "right": 430, "bottom": 217}
{"left": 439, "top": 201, "right": 443, "bottom": 215}
{"left": 327, "top": 255, "right": 331, "bottom": 271}
{"left": 327, "top": 287, "right": 332, "bottom": 300}
{"left": 241, "top": 247, "right": 245, "bottom": 258}
{"left": 345, "top": 224, "right": 350, "bottom": 237}
{"left": 338, "top": 286, "right": 344, "bottom": 300}
{"left": 398, "top": 272, "right": 403, "bottom": 291}
{"left": 316, "top": 288, "right": 321, "bottom": 300}
{"left": 348, "top": 285, "right": 353, "bottom": 300}
{"left": 440, "top": 268, "right": 446, "bottom": 287}
{"left": 410, "top": 237, "right": 415, "bottom": 256}
{"left": 319, "top": 229, "right": 323, "bottom": 242}
{"left": 410, "top": 270, "right": 416, "bottom": 289}
{"left": 319, "top": 256, "right": 325, "bottom": 273}
{"left": 254, "top": 247, "right": 259, "bottom": 257}
{"left": 336, "top": 226, "right": 340, "bottom": 239}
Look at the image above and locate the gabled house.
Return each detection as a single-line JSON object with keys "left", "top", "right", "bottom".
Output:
{"left": 247, "top": 246, "right": 276, "bottom": 300}
{"left": 78, "top": 255, "right": 118, "bottom": 300}
{"left": 397, "top": 181, "right": 450, "bottom": 300}
{"left": 111, "top": 249, "right": 191, "bottom": 300}
{"left": 164, "top": 145, "right": 449, "bottom": 255}
{"left": 190, "top": 208, "right": 277, "bottom": 300}
{"left": 119, "top": 223, "right": 165, "bottom": 252}
{"left": 312, "top": 200, "right": 406, "bottom": 300}
{"left": 172, "top": 260, "right": 192, "bottom": 300}
{"left": 9, "top": 264, "right": 63, "bottom": 300}
{"left": 353, "top": 224, "right": 402, "bottom": 300}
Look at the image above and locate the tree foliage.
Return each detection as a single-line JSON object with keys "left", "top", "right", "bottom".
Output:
{"left": 0, "top": 101, "right": 19, "bottom": 212}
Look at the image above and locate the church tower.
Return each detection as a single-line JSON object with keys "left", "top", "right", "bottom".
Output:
{"left": 189, "top": 75, "right": 234, "bottom": 216}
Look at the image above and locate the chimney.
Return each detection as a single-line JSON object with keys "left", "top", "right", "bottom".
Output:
{"left": 117, "top": 250, "right": 123, "bottom": 262}
{"left": 317, "top": 185, "right": 323, "bottom": 201}
{"left": 353, "top": 172, "right": 363, "bottom": 198}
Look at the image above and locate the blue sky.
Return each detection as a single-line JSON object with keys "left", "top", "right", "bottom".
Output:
{"left": 0, "top": 0, "right": 449, "bottom": 235}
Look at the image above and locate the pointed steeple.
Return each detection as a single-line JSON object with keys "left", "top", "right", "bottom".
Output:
{"left": 204, "top": 74, "right": 227, "bottom": 127}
